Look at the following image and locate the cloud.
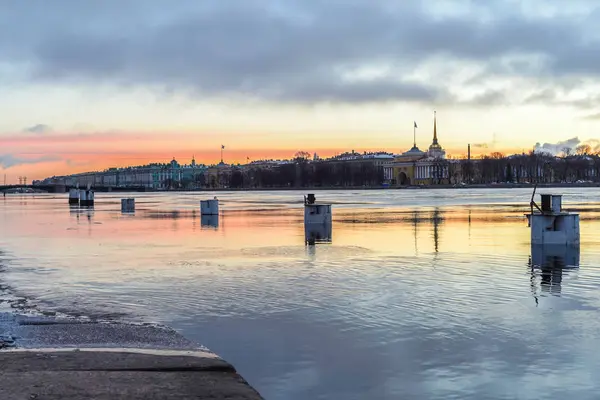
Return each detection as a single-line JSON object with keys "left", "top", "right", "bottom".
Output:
{"left": 23, "top": 124, "right": 52, "bottom": 134}
{"left": 524, "top": 89, "right": 558, "bottom": 105}
{"left": 65, "top": 158, "right": 91, "bottom": 167}
{"left": 472, "top": 143, "right": 489, "bottom": 148}
{"left": 0, "top": 154, "right": 59, "bottom": 169}
{"left": 523, "top": 86, "right": 600, "bottom": 110}
{"left": 534, "top": 137, "right": 581, "bottom": 155}
{"left": 462, "top": 90, "right": 508, "bottom": 106}
{"left": 583, "top": 113, "right": 600, "bottom": 120}
{"left": 0, "top": 1, "right": 598, "bottom": 106}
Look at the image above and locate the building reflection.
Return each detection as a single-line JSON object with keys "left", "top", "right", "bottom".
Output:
{"left": 468, "top": 208, "right": 472, "bottom": 241}
{"left": 406, "top": 208, "right": 445, "bottom": 254}
{"left": 529, "top": 244, "right": 580, "bottom": 301}
{"left": 304, "top": 223, "right": 332, "bottom": 246}
{"left": 431, "top": 208, "right": 443, "bottom": 253}
{"left": 412, "top": 210, "right": 419, "bottom": 254}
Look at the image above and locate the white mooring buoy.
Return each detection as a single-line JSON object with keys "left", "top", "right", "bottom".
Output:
{"left": 79, "top": 189, "right": 94, "bottom": 207}
{"left": 121, "top": 198, "right": 135, "bottom": 213}
{"left": 526, "top": 188, "right": 579, "bottom": 245}
{"left": 200, "top": 198, "right": 219, "bottom": 215}
{"left": 201, "top": 214, "right": 219, "bottom": 228}
{"left": 304, "top": 193, "right": 332, "bottom": 225}
{"left": 79, "top": 189, "right": 88, "bottom": 206}
{"left": 304, "top": 223, "right": 332, "bottom": 245}
{"left": 68, "top": 188, "right": 79, "bottom": 205}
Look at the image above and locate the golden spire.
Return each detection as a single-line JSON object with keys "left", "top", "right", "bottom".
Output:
{"left": 433, "top": 110, "right": 438, "bottom": 145}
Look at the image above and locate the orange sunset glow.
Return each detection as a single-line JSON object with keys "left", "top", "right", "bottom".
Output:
{"left": 0, "top": 127, "right": 527, "bottom": 181}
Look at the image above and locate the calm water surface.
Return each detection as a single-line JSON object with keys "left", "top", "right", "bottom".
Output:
{"left": 2, "top": 189, "right": 600, "bottom": 399}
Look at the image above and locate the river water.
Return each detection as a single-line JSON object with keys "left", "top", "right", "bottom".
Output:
{"left": 2, "top": 188, "right": 600, "bottom": 399}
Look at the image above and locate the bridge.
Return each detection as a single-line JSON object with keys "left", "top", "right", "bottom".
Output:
{"left": 0, "top": 185, "right": 153, "bottom": 193}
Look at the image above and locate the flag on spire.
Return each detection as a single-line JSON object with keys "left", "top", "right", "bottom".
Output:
{"left": 414, "top": 121, "right": 418, "bottom": 128}
{"left": 221, "top": 145, "right": 225, "bottom": 149}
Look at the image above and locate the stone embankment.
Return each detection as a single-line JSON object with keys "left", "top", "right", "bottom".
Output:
{"left": 0, "top": 313, "right": 263, "bottom": 399}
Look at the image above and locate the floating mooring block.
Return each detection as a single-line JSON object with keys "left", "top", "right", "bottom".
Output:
{"left": 527, "top": 193, "right": 579, "bottom": 245}
{"left": 200, "top": 198, "right": 219, "bottom": 215}
{"left": 79, "top": 190, "right": 87, "bottom": 206}
{"left": 304, "top": 223, "right": 332, "bottom": 245}
{"left": 68, "top": 188, "right": 79, "bottom": 205}
{"left": 304, "top": 194, "right": 332, "bottom": 225}
{"left": 531, "top": 244, "right": 580, "bottom": 269}
{"left": 121, "top": 198, "right": 135, "bottom": 213}
{"left": 201, "top": 214, "right": 219, "bottom": 228}
{"left": 79, "top": 189, "right": 94, "bottom": 207}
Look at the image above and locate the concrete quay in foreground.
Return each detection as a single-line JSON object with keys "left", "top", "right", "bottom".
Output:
{"left": 0, "top": 314, "right": 262, "bottom": 400}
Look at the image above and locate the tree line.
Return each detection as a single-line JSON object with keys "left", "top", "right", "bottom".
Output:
{"left": 188, "top": 158, "right": 384, "bottom": 189}
{"left": 454, "top": 148, "right": 600, "bottom": 184}
{"left": 168, "top": 146, "right": 600, "bottom": 189}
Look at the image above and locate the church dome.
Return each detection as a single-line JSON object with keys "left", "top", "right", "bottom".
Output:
{"left": 403, "top": 145, "right": 426, "bottom": 156}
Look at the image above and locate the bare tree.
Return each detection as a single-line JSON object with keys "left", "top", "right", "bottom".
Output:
{"left": 431, "top": 158, "right": 449, "bottom": 184}
{"left": 460, "top": 159, "right": 473, "bottom": 184}
{"left": 591, "top": 155, "right": 600, "bottom": 182}
{"left": 576, "top": 144, "right": 591, "bottom": 155}
{"left": 294, "top": 151, "right": 311, "bottom": 161}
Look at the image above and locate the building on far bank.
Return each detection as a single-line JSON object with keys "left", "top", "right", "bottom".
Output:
{"left": 36, "top": 157, "right": 207, "bottom": 190}
{"left": 205, "top": 161, "right": 233, "bottom": 188}
{"left": 385, "top": 111, "right": 450, "bottom": 186}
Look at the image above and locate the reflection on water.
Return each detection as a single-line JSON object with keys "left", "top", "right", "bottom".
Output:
{"left": 69, "top": 206, "right": 95, "bottom": 229}
{"left": 201, "top": 214, "right": 219, "bottom": 229}
{"left": 3, "top": 189, "right": 600, "bottom": 399}
{"left": 432, "top": 208, "right": 443, "bottom": 253}
{"left": 530, "top": 245, "right": 580, "bottom": 300}
{"left": 531, "top": 244, "right": 580, "bottom": 268}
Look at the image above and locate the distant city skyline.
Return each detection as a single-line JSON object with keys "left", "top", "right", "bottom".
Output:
{"left": 1, "top": 0, "right": 599, "bottom": 180}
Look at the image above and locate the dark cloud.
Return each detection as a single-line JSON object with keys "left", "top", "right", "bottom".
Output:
{"left": 525, "top": 88, "right": 600, "bottom": 110}
{"left": 0, "top": 0, "right": 599, "bottom": 105}
{"left": 267, "top": 75, "right": 445, "bottom": 104}
{"left": 23, "top": 124, "right": 52, "bottom": 134}
{"left": 463, "top": 90, "right": 508, "bottom": 107}
{"left": 524, "top": 89, "right": 558, "bottom": 105}
{"left": 65, "top": 159, "right": 89, "bottom": 167}
{"left": 0, "top": 154, "right": 59, "bottom": 169}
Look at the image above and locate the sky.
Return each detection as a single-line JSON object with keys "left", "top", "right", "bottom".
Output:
{"left": 1, "top": 0, "right": 600, "bottom": 181}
